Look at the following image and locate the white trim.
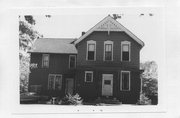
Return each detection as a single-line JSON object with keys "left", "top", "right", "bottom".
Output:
{"left": 121, "top": 41, "right": 131, "bottom": 62}
{"left": 74, "top": 15, "right": 144, "bottom": 47}
{"left": 86, "top": 40, "right": 96, "bottom": 61}
{"left": 103, "top": 40, "right": 113, "bottom": 61}
{"left": 85, "top": 71, "right": 93, "bottom": 82}
{"left": 42, "top": 54, "right": 49, "bottom": 68}
{"left": 69, "top": 55, "right": 76, "bottom": 69}
{"left": 48, "top": 74, "right": 62, "bottom": 90}
{"left": 102, "top": 74, "right": 113, "bottom": 96}
{"left": 120, "top": 71, "right": 131, "bottom": 91}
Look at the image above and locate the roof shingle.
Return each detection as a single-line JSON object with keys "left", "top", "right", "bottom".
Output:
{"left": 29, "top": 38, "right": 77, "bottom": 54}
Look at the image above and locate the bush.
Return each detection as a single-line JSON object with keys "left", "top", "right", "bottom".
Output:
{"left": 137, "top": 93, "right": 151, "bottom": 105}
{"left": 61, "top": 93, "right": 83, "bottom": 105}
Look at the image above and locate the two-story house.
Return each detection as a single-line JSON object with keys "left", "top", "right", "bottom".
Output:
{"left": 28, "top": 15, "right": 144, "bottom": 104}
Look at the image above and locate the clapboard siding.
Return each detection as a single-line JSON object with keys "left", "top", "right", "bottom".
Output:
{"left": 76, "top": 31, "right": 141, "bottom": 69}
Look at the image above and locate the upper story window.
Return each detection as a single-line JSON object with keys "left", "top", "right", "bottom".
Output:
{"left": 104, "top": 41, "right": 113, "bottom": 61}
{"left": 121, "top": 41, "right": 131, "bottom": 61}
{"left": 120, "top": 71, "right": 130, "bottom": 91}
{"left": 85, "top": 71, "right": 93, "bottom": 82}
{"left": 69, "top": 55, "right": 76, "bottom": 69}
{"left": 86, "top": 40, "right": 96, "bottom": 61}
{"left": 48, "top": 74, "right": 62, "bottom": 90}
{"left": 42, "top": 54, "right": 49, "bottom": 68}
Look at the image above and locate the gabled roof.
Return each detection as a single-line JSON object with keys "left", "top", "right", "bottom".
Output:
{"left": 74, "top": 15, "right": 144, "bottom": 47}
{"left": 29, "top": 38, "right": 77, "bottom": 54}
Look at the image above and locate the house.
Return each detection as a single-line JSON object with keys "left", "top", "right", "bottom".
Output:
{"left": 28, "top": 15, "right": 144, "bottom": 104}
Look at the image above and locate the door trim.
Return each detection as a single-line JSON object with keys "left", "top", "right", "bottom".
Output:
{"left": 65, "top": 78, "right": 74, "bottom": 95}
{"left": 102, "top": 74, "right": 113, "bottom": 96}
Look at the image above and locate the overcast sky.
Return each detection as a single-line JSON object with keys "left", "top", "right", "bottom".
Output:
{"left": 33, "top": 8, "right": 164, "bottom": 64}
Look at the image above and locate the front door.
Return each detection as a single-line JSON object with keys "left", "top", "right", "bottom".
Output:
{"left": 102, "top": 74, "right": 113, "bottom": 96}
{"left": 65, "top": 78, "right": 74, "bottom": 95}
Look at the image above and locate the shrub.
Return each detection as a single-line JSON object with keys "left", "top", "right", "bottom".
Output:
{"left": 61, "top": 93, "right": 83, "bottom": 105}
{"left": 137, "top": 93, "right": 151, "bottom": 105}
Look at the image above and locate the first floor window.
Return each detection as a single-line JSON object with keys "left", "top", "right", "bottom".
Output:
{"left": 42, "top": 54, "right": 49, "bottom": 68}
{"left": 85, "top": 71, "right": 93, "bottom": 82}
{"left": 48, "top": 74, "right": 62, "bottom": 90}
{"left": 121, "top": 71, "right": 130, "bottom": 91}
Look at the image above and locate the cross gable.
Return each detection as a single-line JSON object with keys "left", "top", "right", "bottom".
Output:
{"left": 74, "top": 15, "right": 144, "bottom": 47}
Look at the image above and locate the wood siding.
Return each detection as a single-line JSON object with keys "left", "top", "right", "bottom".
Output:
{"left": 28, "top": 31, "right": 142, "bottom": 104}
{"left": 75, "top": 31, "right": 142, "bottom": 103}
{"left": 76, "top": 31, "right": 142, "bottom": 69}
{"left": 29, "top": 53, "right": 76, "bottom": 96}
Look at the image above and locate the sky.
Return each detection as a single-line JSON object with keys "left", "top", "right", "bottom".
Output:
{"left": 32, "top": 7, "right": 165, "bottom": 64}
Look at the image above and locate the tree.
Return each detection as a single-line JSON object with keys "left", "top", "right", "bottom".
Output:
{"left": 19, "top": 15, "right": 41, "bottom": 93}
{"left": 140, "top": 61, "right": 158, "bottom": 96}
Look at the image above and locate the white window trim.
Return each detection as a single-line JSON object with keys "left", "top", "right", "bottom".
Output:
{"left": 42, "top": 54, "right": 49, "bottom": 68}
{"left": 86, "top": 40, "right": 96, "bottom": 61}
{"left": 48, "top": 74, "right": 62, "bottom": 90}
{"left": 85, "top": 71, "right": 93, "bottom": 82}
{"left": 69, "top": 55, "right": 76, "bottom": 69}
{"left": 120, "top": 71, "right": 131, "bottom": 91}
{"left": 121, "top": 41, "right": 131, "bottom": 62}
{"left": 104, "top": 40, "right": 113, "bottom": 61}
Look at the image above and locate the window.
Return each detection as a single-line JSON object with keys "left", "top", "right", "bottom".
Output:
{"left": 121, "top": 71, "right": 130, "bottom": 91}
{"left": 48, "top": 74, "right": 62, "bottom": 90}
{"left": 42, "top": 54, "right": 49, "bottom": 68}
{"left": 121, "top": 41, "right": 130, "bottom": 61}
{"left": 104, "top": 80, "right": 111, "bottom": 85}
{"left": 85, "top": 71, "right": 93, "bottom": 82}
{"left": 69, "top": 55, "right": 76, "bottom": 68}
{"left": 86, "top": 40, "right": 96, "bottom": 61}
{"left": 104, "top": 41, "right": 113, "bottom": 61}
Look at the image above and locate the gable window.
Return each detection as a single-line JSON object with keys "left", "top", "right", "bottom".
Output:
{"left": 121, "top": 41, "right": 130, "bottom": 61}
{"left": 104, "top": 41, "right": 113, "bottom": 61}
{"left": 69, "top": 55, "right": 76, "bottom": 69}
{"left": 86, "top": 40, "right": 96, "bottom": 61}
{"left": 121, "top": 71, "right": 130, "bottom": 91}
{"left": 85, "top": 71, "right": 93, "bottom": 82}
{"left": 48, "top": 74, "right": 62, "bottom": 90}
{"left": 42, "top": 54, "right": 49, "bottom": 68}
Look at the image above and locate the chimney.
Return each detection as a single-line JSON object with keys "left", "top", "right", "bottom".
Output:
{"left": 82, "top": 32, "right": 85, "bottom": 36}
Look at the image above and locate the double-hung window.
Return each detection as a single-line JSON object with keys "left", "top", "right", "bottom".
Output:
{"left": 48, "top": 74, "right": 62, "bottom": 90}
{"left": 121, "top": 41, "right": 130, "bottom": 61}
{"left": 87, "top": 40, "right": 96, "bottom": 61}
{"left": 42, "top": 54, "right": 49, "bottom": 68}
{"left": 121, "top": 71, "right": 130, "bottom": 91}
{"left": 104, "top": 41, "right": 113, "bottom": 61}
{"left": 85, "top": 71, "right": 93, "bottom": 82}
{"left": 69, "top": 55, "right": 76, "bottom": 69}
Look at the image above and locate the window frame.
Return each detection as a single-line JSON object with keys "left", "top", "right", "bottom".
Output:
{"left": 48, "top": 74, "right": 62, "bottom": 90}
{"left": 121, "top": 41, "right": 131, "bottom": 62}
{"left": 104, "top": 40, "right": 113, "bottom": 61}
{"left": 69, "top": 55, "right": 76, "bottom": 69}
{"left": 42, "top": 54, "right": 49, "bottom": 68}
{"left": 86, "top": 40, "right": 96, "bottom": 61}
{"left": 120, "top": 71, "right": 131, "bottom": 91}
{"left": 85, "top": 71, "right": 93, "bottom": 82}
